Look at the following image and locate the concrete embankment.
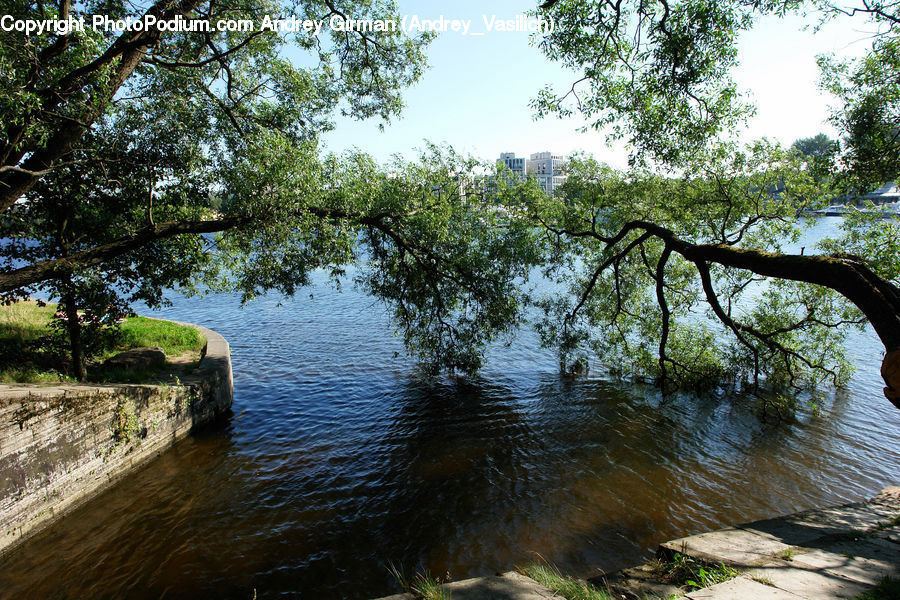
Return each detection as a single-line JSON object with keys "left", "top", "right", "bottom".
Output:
{"left": 0, "top": 323, "right": 233, "bottom": 558}
{"left": 372, "top": 487, "right": 900, "bottom": 600}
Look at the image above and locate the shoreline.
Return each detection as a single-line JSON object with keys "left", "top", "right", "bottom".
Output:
{"left": 371, "top": 487, "right": 900, "bottom": 600}
{"left": 0, "top": 321, "right": 233, "bottom": 558}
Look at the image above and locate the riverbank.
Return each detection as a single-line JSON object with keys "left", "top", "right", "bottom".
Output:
{"left": 372, "top": 487, "right": 900, "bottom": 600}
{"left": 0, "top": 300, "right": 207, "bottom": 383}
{"left": 0, "top": 322, "right": 233, "bottom": 557}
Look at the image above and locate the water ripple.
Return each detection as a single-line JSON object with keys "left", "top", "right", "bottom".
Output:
{"left": 1, "top": 257, "right": 898, "bottom": 599}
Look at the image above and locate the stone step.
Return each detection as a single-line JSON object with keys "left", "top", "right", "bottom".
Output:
{"left": 372, "top": 571, "right": 558, "bottom": 600}
{"left": 656, "top": 486, "right": 900, "bottom": 600}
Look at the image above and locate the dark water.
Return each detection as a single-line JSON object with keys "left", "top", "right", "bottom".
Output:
{"left": 1, "top": 219, "right": 898, "bottom": 599}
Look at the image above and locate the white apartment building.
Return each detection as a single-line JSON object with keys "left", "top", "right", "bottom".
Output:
{"left": 495, "top": 151, "right": 567, "bottom": 196}
{"left": 527, "top": 151, "right": 567, "bottom": 196}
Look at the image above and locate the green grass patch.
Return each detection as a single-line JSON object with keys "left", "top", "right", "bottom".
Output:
{"left": 386, "top": 563, "right": 450, "bottom": 600}
{"left": 654, "top": 553, "right": 739, "bottom": 591}
{"left": 777, "top": 548, "right": 796, "bottom": 560}
{"left": 113, "top": 317, "right": 204, "bottom": 359}
{"left": 854, "top": 576, "right": 900, "bottom": 600}
{"left": 0, "top": 300, "right": 205, "bottom": 383}
{"left": 876, "top": 514, "right": 900, "bottom": 530}
{"left": 0, "top": 300, "right": 57, "bottom": 346}
{"left": 520, "top": 563, "right": 612, "bottom": 600}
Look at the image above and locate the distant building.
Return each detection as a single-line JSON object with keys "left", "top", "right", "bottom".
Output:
{"left": 527, "top": 151, "right": 567, "bottom": 196}
{"left": 497, "top": 152, "right": 527, "bottom": 181}
{"left": 494, "top": 151, "right": 568, "bottom": 196}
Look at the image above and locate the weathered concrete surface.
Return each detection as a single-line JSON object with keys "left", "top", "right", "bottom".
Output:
{"left": 372, "top": 572, "right": 557, "bottom": 600}
{"left": 659, "top": 526, "right": 794, "bottom": 568}
{"left": 740, "top": 563, "right": 872, "bottom": 599}
{"left": 0, "top": 323, "right": 232, "bottom": 558}
{"left": 600, "top": 563, "right": 683, "bottom": 599}
{"left": 659, "top": 487, "right": 900, "bottom": 568}
{"left": 652, "top": 486, "right": 900, "bottom": 600}
{"left": 682, "top": 576, "right": 805, "bottom": 599}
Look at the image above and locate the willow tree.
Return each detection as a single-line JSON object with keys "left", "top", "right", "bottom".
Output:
{"left": 0, "top": 1, "right": 542, "bottom": 377}
{"left": 0, "top": 0, "right": 432, "bottom": 291}
{"left": 530, "top": 0, "right": 900, "bottom": 408}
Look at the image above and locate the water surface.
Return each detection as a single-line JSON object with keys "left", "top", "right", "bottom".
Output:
{"left": 1, "top": 218, "right": 898, "bottom": 599}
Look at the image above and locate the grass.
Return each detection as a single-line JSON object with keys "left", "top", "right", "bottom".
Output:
{"left": 854, "top": 576, "right": 900, "bottom": 600}
{"left": 0, "top": 300, "right": 205, "bottom": 383}
{"left": 113, "top": 317, "right": 204, "bottom": 358}
{"left": 0, "top": 299, "right": 57, "bottom": 346}
{"left": 520, "top": 563, "right": 612, "bottom": 600}
{"left": 777, "top": 548, "right": 795, "bottom": 561}
{"left": 654, "top": 552, "right": 739, "bottom": 591}
{"left": 387, "top": 563, "right": 450, "bottom": 600}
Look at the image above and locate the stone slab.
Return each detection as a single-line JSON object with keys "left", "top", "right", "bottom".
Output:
{"left": 800, "top": 503, "right": 899, "bottom": 533}
{"left": 746, "top": 564, "right": 871, "bottom": 599}
{"left": 684, "top": 576, "right": 805, "bottom": 599}
{"left": 370, "top": 572, "right": 557, "bottom": 600}
{"left": 789, "top": 537, "right": 900, "bottom": 585}
{"left": 739, "top": 513, "right": 853, "bottom": 547}
{"left": 602, "top": 563, "right": 684, "bottom": 600}
{"left": 443, "top": 572, "right": 558, "bottom": 600}
{"left": 660, "top": 527, "right": 792, "bottom": 567}
{"left": 739, "top": 488, "right": 900, "bottom": 550}
{"left": 872, "top": 524, "right": 900, "bottom": 544}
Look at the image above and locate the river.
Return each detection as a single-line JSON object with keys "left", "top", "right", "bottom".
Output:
{"left": 1, "top": 218, "right": 898, "bottom": 599}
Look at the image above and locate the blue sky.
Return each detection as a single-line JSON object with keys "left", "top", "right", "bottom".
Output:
{"left": 322, "top": 1, "right": 874, "bottom": 167}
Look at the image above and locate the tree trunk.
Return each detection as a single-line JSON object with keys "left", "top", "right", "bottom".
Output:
{"left": 0, "top": 0, "right": 205, "bottom": 214}
{"left": 883, "top": 350, "right": 900, "bottom": 410}
{"left": 62, "top": 292, "right": 85, "bottom": 382}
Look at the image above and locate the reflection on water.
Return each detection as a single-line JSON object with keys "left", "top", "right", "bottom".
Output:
{"left": 1, "top": 219, "right": 898, "bottom": 599}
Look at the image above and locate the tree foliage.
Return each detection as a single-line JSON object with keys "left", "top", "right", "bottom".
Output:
{"left": 531, "top": 0, "right": 900, "bottom": 407}
{"left": 819, "top": 34, "right": 900, "bottom": 190}
{"left": 0, "top": 0, "right": 438, "bottom": 376}
{"left": 530, "top": 0, "right": 806, "bottom": 164}
{"left": 526, "top": 146, "right": 874, "bottom": 393}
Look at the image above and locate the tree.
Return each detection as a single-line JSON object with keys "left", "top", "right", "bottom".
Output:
{"left": 819, "top": 35, "right": 900, "bottom": 190}
{"left": 0, "top": 0, "right": 498, "bottom": 376}
{"left": 0, "top": 0, "right": 544, "bottom": 379}
{"left": 791, "top": 133, "right": 839, "bottom": 182}
{"left": 0, "top": 0, "right": 432, "bottom": 292}
{"left": 530, "top": 0, "right": 900, "bottom": 409}
{"left": 792, "top": 133, "right": 839, "bottom": 161}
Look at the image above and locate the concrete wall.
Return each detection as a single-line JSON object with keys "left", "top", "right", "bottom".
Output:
{"left": 0, "top": 323, "right": 233, "bottom": 558}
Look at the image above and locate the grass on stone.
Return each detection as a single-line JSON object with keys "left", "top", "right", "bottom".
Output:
{"left": 776, "top": 548, "right": 796, "bottom": 561}
{"left": 386, "top": 563, "right": 450, "bottom": 600}
{"left": 0, "top": 300, "right": 205, "bottom": 383}
{"left": 854, "top": 576, "right": 900, "bottom": 600}
{"left": 520, "top": 563, "right": 612, "bottom": 600}
{"left": 654, "top": 552, "right": 739, "bottom": 591}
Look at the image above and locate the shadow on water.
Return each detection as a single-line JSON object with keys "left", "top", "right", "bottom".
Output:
{"left": 0, "top": 366, "right": 896, "bottom": 599}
